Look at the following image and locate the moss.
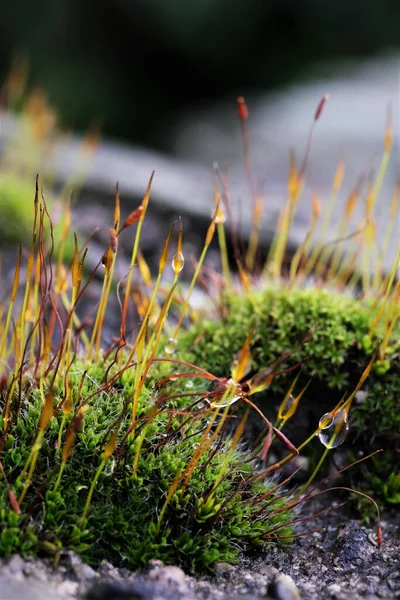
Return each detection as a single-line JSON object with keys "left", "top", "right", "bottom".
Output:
{"left": 0, "top": 359, "right": 293, "bottom": 570}
{"left": 176, "top": 285, "right": 400, "bottom": 502}
{"left": 1, "top": 88, "right": 394, "bottom": 572}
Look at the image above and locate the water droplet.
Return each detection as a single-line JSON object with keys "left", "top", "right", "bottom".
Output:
{"left": 207, "top": 378, "right": 240, "bottom": 408}
{"left": 169, "top": 373, "right": 179, "bottom": 381}
{"left": 214, "top": 207, "right": 226, "bottom": 224}
{"left": 186, "top": 380, "right": 194, "bottom": 388}
{"left": 165, "top": 337, "right": 178, "bottom": 354}
{"left": 172, "top": 251, "right": 185, "bottom": 274}
{"left": 317, "top": 408, "right": 349, "bottom": 449}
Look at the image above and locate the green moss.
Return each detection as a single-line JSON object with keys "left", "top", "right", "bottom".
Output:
{"left": 0, "top": 359, "right": 293, "bottom": 570}
{"left": 176, "top": 285, "right": 400, "bottom": 502}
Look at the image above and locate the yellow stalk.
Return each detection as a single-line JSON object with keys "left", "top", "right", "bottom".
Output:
{"left": 81, "top": 425, "right": 118, "bottom": 524}
{"left": 217, "top": 221, "right": 232, "bottom": 290}
{"left": 360, "top": 111, "right": 392, "bottom": 293}
{"left": 28, "top": 254, "right": 41, "bottom": 368}
{"left": 93, "top": 190, "right": 121, "bottom": 358}
{"left": 120, "top": 173, "right": 154, "bottom": 347}
{"left": 266, "top": 153, "right": 303, "bottom": 279}
{"left": 245, "top": 194, "right": 263, "bottom": 272}
{"left": 132, "top": 284, "right": 179, "bottom": 473}
{"left": 303, "top": 160, "right": 345, "bottom": 278}
{"left": 156, "top": 399, "right": 230, "bottom": 536}
{"left": 209, "top": 407, "right": 249, "bottom": 494}
{"left": 129, "top": 226, "right": 176, "bottom": 429}
{"left": 18, "top": 431, "right": 44, "bottom": 505}
{"left": 126, "top": 223, "right": 174, "bottom": 368}
{"left": 2, "top": 376, "right": 17, "bottom": 435}
{"left": 289, "top": 219, "right": 316, "bottom": 284}
{"left": 61, "top": 292, "right": 90, "bottom": 348}
{"left": 236, "top": 261, "right": 261, "bottom": 316}
{"left": 373, "top": 184, "right": 399, "bottom": 290}
{"left": 380, "top": 275, "right": 400, "bottom": 355}
{"left": 53, "top": 460, "right": 67, "bottom": 493}
{"left": 172, "top": 204, "right": 220, "bottom": 340}
{"left": 64, "top": 235, "right": 80, "bottom": 370}
{"left": 361, "top": 218, "right": 376, "bottom": 295}
{"left": 213, "top": 190, "right": 232, "bottom": 289}
{"left": 80, "top": 459, "right": 106, "bottom": 525}
{"left": 296, "top": 444, "right": 331, "bottom": 497}
{"left": 368, "top": 248, "right": 400, "bottom": 338}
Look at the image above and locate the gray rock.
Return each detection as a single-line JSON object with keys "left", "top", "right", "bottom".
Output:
{"left": 0, "top": 576, "right": 65, "bottom": 600}
{"left": 84, "top": 579, "right": 186, "bottom": 600}
{"left": 267, "top": 574, "right": 301, "bottom": 600}
{"left": 334, "top": 521, "right": 376, "bottom": 568}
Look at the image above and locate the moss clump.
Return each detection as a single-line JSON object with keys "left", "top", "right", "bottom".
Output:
{"left": 0, "top": 358, "right": 294, "bottom": 570}
{"left": 176, "top": 285, "right": 400, "bottom": 503}
{"left": 0, "top": 92, "right": 394, "bottom": 571}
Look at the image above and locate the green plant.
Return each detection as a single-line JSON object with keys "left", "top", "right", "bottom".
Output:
{"left": 0, "top": 93, "right": 397, "bottom": 572}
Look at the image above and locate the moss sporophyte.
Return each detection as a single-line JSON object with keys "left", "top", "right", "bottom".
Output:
{"left": 0, "top": 92, "right": 399, "bottom": 571}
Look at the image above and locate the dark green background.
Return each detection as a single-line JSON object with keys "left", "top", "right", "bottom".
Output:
{"left": 0, "top": 0, "right": 399, "bottom": 149}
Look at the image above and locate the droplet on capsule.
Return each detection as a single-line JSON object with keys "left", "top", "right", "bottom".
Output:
{"left": 172, "top": 251, "right": 185, "bottom": 274}
{"left": 207, "top": 378, "right": 240, "bottom": 408}
{"left": 165, "top": 337, "right": 178, "bottom": 354}
{"left": 214, "top": 207, "right": 226, "bottom": 224}
{"left": 317, "top": 408, "right": 349, "bottom": 449}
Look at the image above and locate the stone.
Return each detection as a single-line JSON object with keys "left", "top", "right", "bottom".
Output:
{"left": 268, "top": 574, "right": 301, "bottom": 600}
{"left": 334, "top": 522, "right": 376, "bottom": 568}
{"left": 0, "top": 576, "right": 66, "bottom": 600}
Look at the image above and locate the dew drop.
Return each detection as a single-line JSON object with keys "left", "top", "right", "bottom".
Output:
{"left": 207, "top": 378, "right": 240, "bottom": 408}
{"left": 317, "top": 408, "right": 349, "bottom": 449}
{"left": 165, "top": 337, "right": 178, "bottom": 355}
{"left": 186, "top": 380, "right": 194, "bottom": 389}
{"left": 214, "top": 207, "right": 226, "bottom": 224}
{"left": 172, "top": 251, "right": 185, "bottom": 274}
{"left": 169, "top": 373, "right": 179, "bottom": 381}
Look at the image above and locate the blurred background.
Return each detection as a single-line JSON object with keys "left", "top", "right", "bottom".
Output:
{"left": 1, "top": 0, "right": 400, "bottom": 147}
{"left": 0, "top": 0, "right": 400, "bottom": 274}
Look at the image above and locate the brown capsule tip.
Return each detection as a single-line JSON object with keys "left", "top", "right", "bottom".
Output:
{"left": 237, "top": 96, "right": 248, "bottom": 120}
{"left": 272, "top": 426, "right": 299, "bottom": 456}
{"left": 314, "top": 93, "right": 329, "bottom": 121}
{"left": 122, "top": 206, "right": 143, "bottom": 229}
{"left": 377, "top": 525, "right": 383, "bottom": 547}
{"left": 8, "top": 489, "right": 21, "bottom": 515}
{"left": 109, "top": 228, "right": 118, "bottom": 253}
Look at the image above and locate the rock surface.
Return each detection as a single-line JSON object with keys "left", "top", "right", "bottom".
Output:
{"left": 0, "top": 502, "right": 399, "bottom": 600}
